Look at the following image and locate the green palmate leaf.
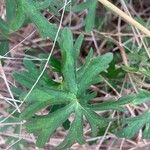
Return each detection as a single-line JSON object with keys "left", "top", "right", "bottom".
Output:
{"left": 5, "top": 0, "right": 150, "bottom": 149}
{"left": 6, "top": 0, "right": 98, "bottom": 41}
{"left": 15, "top": 28, "right": 120, "bottom": 149}
{"left": 8, "top": 0, "right": 58, "bottom": 40}
{"left": 116, "top": 90, "right": 150, "bottom": 139}
{"left": 117, "top": 110, "right": 150, "bottom": 138}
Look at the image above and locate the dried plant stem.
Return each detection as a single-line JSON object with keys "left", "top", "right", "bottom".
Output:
{"left": 98, "top": 0, "right": 150, "bottom": 36}
{"left": 0, "top": 61, "right": 20, "bottom": 112}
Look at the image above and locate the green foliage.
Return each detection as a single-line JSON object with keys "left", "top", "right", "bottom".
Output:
{"left": 13, "top": 58, "right": 58, "bottom": 90}
{"left": 104, "top": 59, "right": 124, "bottom": 79}
{"left": 116, "top": 90, "right": 150, "bottom": 138}
{"left": 35, "top": 0, "right": 98, "bottom": 31}
{"left": 1, "top": 0, "right": 98, "bottom": 41}
{"left": 0, "top": 0, "right": 16, "bottom": 55}
{"left": 122, "top": 65, "right": 150, "bottom": 77}
{"left": 36, "top": 0, "right": 66, "bottom": 16}
{"left": 117, "top": 110, "right": 150, "bottom": 138}
{"left": 70, "top": 0, "right": 97, "bottom": 32}
{"left": 12, "top": 27, "right": 150, "bottom": 149}
{"left": 2, "top": 0, "right": 150, "bottom": 149}
{"left": 13, "top": 28, "right": 132, "bottom": 149}
{"left": 9, "top": 0, "right": 58, "bottom": 40}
